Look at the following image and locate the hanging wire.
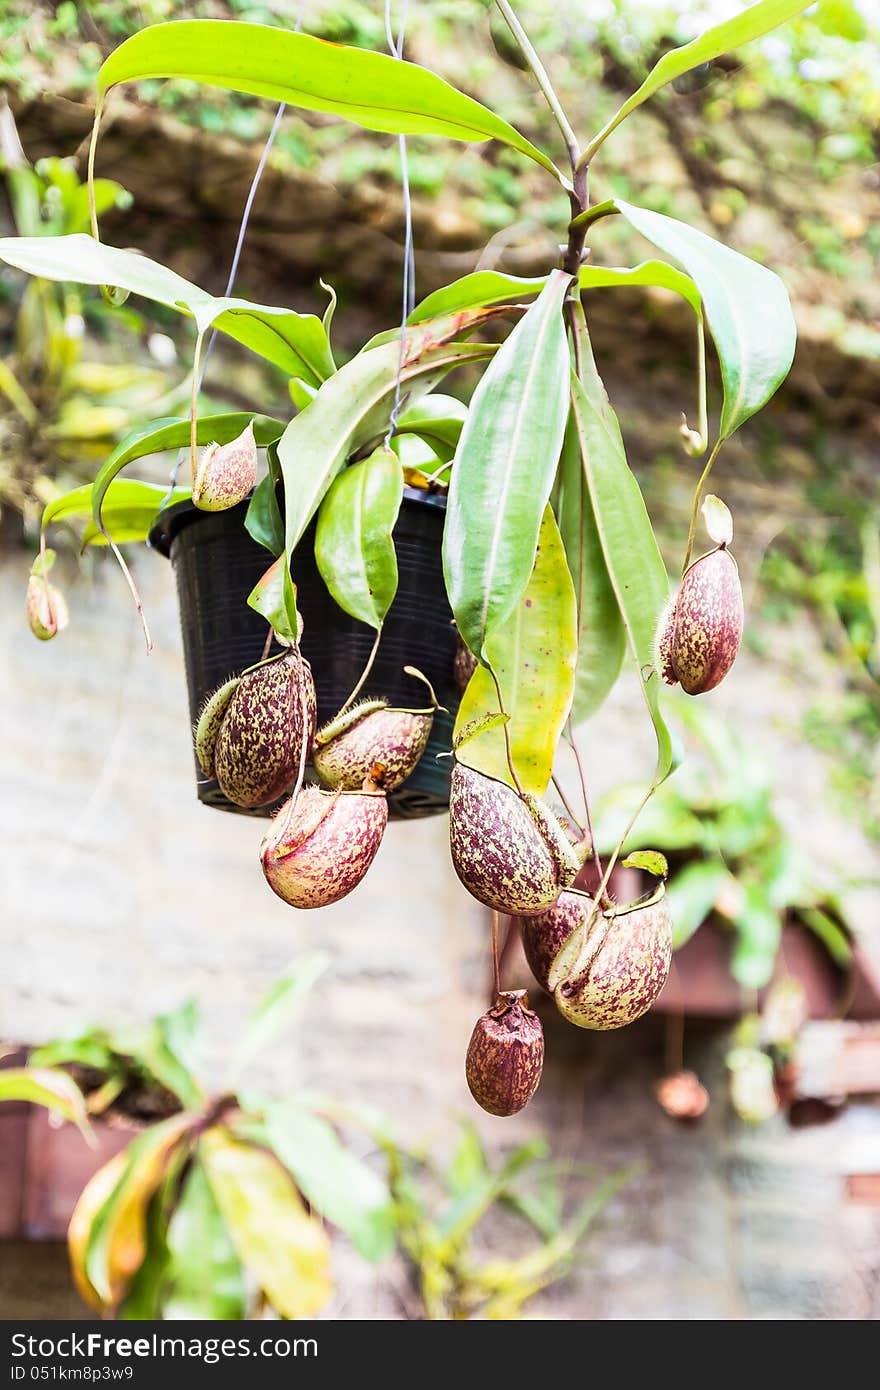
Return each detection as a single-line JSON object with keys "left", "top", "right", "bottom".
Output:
{"left": 384, "top": 0, "right": 415, "bottom": 446}
{"left": 162, "top": 6, "right": 307, "bottom": 504}
{"left": 161, "top": 103, "right": 286, "bottom": 504}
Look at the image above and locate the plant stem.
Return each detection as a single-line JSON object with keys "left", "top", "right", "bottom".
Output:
{"left": 592, "top": 784, "right": 655, "bottom": 916}
{"left": 107, "top": 535, "right": 153, "bottom": 654}
{"left": 682, "top": 438, "right": 722, "bottom": 573}
{"left": 189, "top": 330, "right": 205, "bottom": 484}
{"left": 0, "top": 358, "right": 37, "bottom": 425}
{"left": 339, "top": 626, "right": 382, "bottom": 714}
{"left": 564, "top": 718, "right": 608, "bottom": 901}
{"left": 489, "top": 664, "right": 525, "bottom": 796}
{"left": 491, "top": 910, "right": 501, "bottom": 997}
{"left": 87, "top": 98, "right": 103, "bottom": 241}
{"left": 551, "top": 772, "right": 584, "bottom": 834}
{"left": 493, "top": 0, "right": 580, "bottom": 175}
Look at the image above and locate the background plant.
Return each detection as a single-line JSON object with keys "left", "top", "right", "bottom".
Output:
{"left": 8, "top": 970, "right": 625, "bottom": 1322}
{"left": 30, "top": 957, "right": 397, "bottom": 1319}
{"left": 0, "top": 103, "right": 174, "bottom": 531}
{"left": 600, "top": 702, "right": 854, "bottom": 992}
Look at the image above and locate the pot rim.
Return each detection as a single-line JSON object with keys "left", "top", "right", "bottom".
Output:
{"left": 148, "top": 483, "right": 447, "bottom": 559}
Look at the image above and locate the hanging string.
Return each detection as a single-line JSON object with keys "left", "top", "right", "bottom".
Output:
{"left": 384, "top": 0, "right": 415, "bottom": 446}
{"left": 162, "top": 5, "right": 306, "bottom": 504}
{"left": 161, "top": 102, "right": 286, "bottom": 504}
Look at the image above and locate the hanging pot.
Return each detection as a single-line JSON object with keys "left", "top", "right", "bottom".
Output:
{"left": 148, "top": 487, "right": 459, "bottom": 817}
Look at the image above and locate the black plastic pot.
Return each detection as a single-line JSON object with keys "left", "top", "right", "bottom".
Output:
{"left": 149, "top": 487, "right": 459, "bottom": 818}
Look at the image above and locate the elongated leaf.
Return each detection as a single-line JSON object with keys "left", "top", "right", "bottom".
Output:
{"left": 79, "top": 483, "right": 191, "bottom": 547}
{"left": 0, "top": 236, "right": 334, "bottom": 382}
{"left": 246, "top": 438, "right": 285, "bottom": 554}
{"left": 394, "top": 392, "right": 467, "bottom": 462}
{"left": 138, "top": 1001, "right": 204, "bottom": 1110}
{"left": 87, "top": 413, "right": 285, "bottom": 535}
{"left": 120, "top": 1154, "right": 191, "bottom": 1320}
{"left": 799, "top": 907, "right": 852, "bottom": 969}
{"left": 82, "top": 1113, "right": 194, "bottom": 1309}
{"left": 233, "top": 954, "right": 329, "bottom": 1077}
{"left": 584, "top": 2, "right": 814, "bottom": 159}
{"left": 668, "top": 859, "right": 735, "bottom": 950}
{"left": 315, "top": 447, "right": 403, "bottom": 629}
{"left": 731, "top": 883, "right": 782, "bottom": 989}
{"left": 36, "top": 414, "right": 281, "bottom": 538}
{"left": 278, "top": 316, "right": 493, "bottom": 560}
{"left": 0, "top": 1067, "right": 91, "bottom": 1138}
{"left": 247, "top": 555, "right": 300, "bottom": 642}
{"left": 454, "top": 506, "right": 576, "bottom": 795}
{"left": 615, "top": 200, "right": 796, "bottom": 438}
{"left": 164, "top": 1160, "right": 246, "bottom": 1319}
{"left": 570, "top": 352, "right": 678, "bottom": 785}
{"left": 444, "top": 271, "right": 571, "bottom": 659}
{"left": 200, "top": 1129, "right": 332, "bottom": 1320}
{"left": 411, "top": 260, "right": 699, "bottom": 324}
{"left": 68, "top": 1153, "right": 129, "bottom": 1312}
{"left": 264, "top": 1102, "right": 395, "bottom": 1263}
{"left": 554, "top": 413, "right": 625, "bottom": 724}
{"left": 97, "top": 22, "right": 557, "bottom": 176}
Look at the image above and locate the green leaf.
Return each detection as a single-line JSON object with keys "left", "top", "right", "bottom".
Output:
{"left": 731, "top": 883, "right": 782, "bottom": 989}
{"left": 454, "top": 506, "right": 577, "bottom": 795}
{"left": 138, "top": 1001, "right": 204, "bottom": 1110}
{"left": 29, "top": 1032, "right": 117, "bottom": 1075}
{"left": 315, "top": 446, "right": 403, "bottom": 629}
{"left": 232, "top": 954, "right": 329, "bottom": 1078}
{"left": 410, "top": 260, "right": 699, "bottom": 324}
{"left": 622, "top": 850, "right": 668, "bottom": 878}
{"left": 278, "top": 316, "right": 493, "bottom": 560}
{"left": 443, "top": 271, "right": 571, "bottom": 659}
{"left": 97, "top": 21, "right": 558, "bottom": 177}
{"left": 263, "top": 1102, "right": 395, "bottom": 1263}
{"left": 77, "top": 482, "right": 191, "bottom": 548}
{"left": 554, "top": 413, "right": 625, "bottom": 724}
{"left": 247, "top": 555, "right": 299, "bottom": 641}
{"left": 799, "top": 907, "right": 852, "bottom": 969}
{"left": 118, "top": 1193, "right": 171, "bottom": 1320}
{"left": 393, "top": 392, "right": 467, "bottom": 462}
{"left": 164, "top": 1160, "right": 246, "bottom": 1319}
{"left": 614, "top": 200, "right": 796, "bottom": 439}
{"left": 0, "top": 1067, "right": 92, "bottom": 1138}
{"left": 584, "top": 2, "right": 814, "bottom": 160}
{"left": 246, "top": 439, "right": 285, "bottom": 554}
{"left": 84, "top": 413, "right": 284, "bottom": 536}
{"left": 200, "top": 1129, "right": 332, "bottom": 1320}
{"left": 445, "top": 1125, "right": 489, "bottom": 1198}
{"left": 0, "top": 236, "right": 334, "bottom": 382}
{"left": 668, "top": 859, "right": 735, "bottom": 949}
{"left": 570, "top": 354, "right": 678, "bottom": 786}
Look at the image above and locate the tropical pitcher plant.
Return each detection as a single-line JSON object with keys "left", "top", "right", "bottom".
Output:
{"left": 3, "top": 2, "right": 806, "bottom": 1117}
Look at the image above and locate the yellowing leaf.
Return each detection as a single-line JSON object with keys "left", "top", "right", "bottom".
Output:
{"left": 454, "top": 506, "right": 577, "bottom": 795}
{"left": 68, "top": 1153, "right": 129, "bottom": 1311}
{"left": 200, "top": 1129, "right": 332, "bottom": 1320}
{"left": 0, "top": 1067, "right": 92, "bottom": 1139}
{"left": 75, "top": 1113, "right": 193, "bottom": 1311}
